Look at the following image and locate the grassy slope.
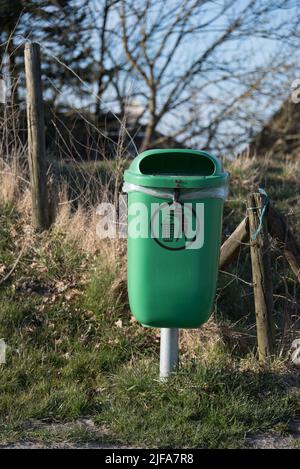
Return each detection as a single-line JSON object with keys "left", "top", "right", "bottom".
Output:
{"left": 0, "top": 155, "right": 299, "bottom": 448}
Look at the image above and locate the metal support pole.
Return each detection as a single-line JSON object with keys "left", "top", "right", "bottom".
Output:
{"left": 159, "top": 328, "right": 179, "bottom": 380}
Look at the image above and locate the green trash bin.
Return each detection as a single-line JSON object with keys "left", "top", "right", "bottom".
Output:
{"left": 123, "top": 149, "right": 229, "bottom": 328}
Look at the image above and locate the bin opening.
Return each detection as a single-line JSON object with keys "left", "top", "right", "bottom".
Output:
{"left": 139, "top": 152, "right": 216, "bottom": 176}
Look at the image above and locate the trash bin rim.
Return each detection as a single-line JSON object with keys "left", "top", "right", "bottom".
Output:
{"left": 123, "top": 182, "right": 229, "bottom": 201}
{"left": 124, "top": 149, "right": 229, "bottom": 189}
{"left": 124, "top": 172, "right": 228, "bottom": 189}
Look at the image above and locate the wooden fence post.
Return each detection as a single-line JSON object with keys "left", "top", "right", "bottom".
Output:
{"left": 247, "top": 193, "right": 274, "bottom": 362}
{"left": 24, "top": 42, "right": 49, "bottom": 231}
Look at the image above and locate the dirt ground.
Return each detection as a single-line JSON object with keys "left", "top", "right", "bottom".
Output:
{"left": 2, "top": 419, "right": 300, "bottom": 449}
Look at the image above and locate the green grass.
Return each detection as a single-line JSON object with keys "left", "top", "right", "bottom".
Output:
{"left": 96, "top": 357, "right": 299, "bottom": 448}
{"left": 0, "top": 150, "right": 300, "bottom": 448}
{"left": 1, "top": 332, "right": 298, "bottom": 447}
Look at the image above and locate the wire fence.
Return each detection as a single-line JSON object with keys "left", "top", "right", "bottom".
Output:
{"left": 0, "top": 38, "right": 300, "bottom": 357}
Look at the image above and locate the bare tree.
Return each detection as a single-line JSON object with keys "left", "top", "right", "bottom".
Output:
{"left": 115, "top": 0, "right": 300, "bottom": 152}
{"left": 3, "top": 0, "right": 300, "bottom": 154}
{"left": 86, "top": 0, "right": 125, "bottom": 119}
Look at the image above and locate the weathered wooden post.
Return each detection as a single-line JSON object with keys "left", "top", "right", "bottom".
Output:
{"left": 24, "top": 42, "right": 49, "bottom": 231}
{"left": 247, "top": 192, "right": 274, "bottom": 362}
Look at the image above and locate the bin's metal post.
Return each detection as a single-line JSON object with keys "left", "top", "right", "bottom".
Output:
{"left": 160, "top": 328, "right": 179, "bottom": 380}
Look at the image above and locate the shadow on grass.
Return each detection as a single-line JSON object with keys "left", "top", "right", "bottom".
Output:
{"left": 94, "top": 356, "right": 300, "bottom": 449}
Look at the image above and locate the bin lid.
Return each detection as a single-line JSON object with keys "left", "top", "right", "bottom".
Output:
{"left": 124, "top": 149, "right": 229, "bottom": 189}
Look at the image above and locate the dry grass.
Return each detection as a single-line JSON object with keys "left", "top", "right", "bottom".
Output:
{"left": 1, "top": 148, "right": 299, "bottom": 365}
{"left": 0, "top": 83, "right": 299, "bottom": 365}
{"left": 55, "top": 202, "right": 99, "bottom": 253}
{"left": 0, "top": 170, "right": 19, "bottom": 203}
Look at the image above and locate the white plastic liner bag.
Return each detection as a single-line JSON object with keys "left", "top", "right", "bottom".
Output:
{"left": 122, "top": 182, "right": 228, "bottom": 201}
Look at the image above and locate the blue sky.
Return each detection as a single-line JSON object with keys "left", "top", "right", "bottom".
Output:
{"left": 14, "top": 0, "right": 300, "bottom": 153}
